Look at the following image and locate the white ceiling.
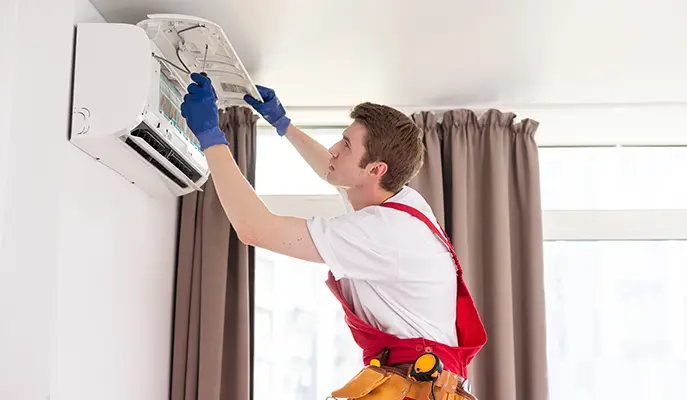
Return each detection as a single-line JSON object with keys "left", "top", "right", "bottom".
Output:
{"left": 90, "top": 0, "right": 687, "bottom": 108}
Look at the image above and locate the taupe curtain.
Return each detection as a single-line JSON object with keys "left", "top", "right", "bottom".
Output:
{"left": 171, "top": 107, "right": 258, "bottom": 400}
{"left": 409, "top": 109, "right": 548, "bottom": 400}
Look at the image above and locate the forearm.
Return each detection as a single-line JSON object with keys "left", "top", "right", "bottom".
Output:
{"left": 203, "top": 142, "right": 324, "bottom": 263}
{"left": 284, "top": 124, "right": 331, "bottom": 180}
{"left": 204, "top": 143, "right": 272, "bottom": 244}
{"left": 181, "top": 75, "right": 323, "bottom": 259}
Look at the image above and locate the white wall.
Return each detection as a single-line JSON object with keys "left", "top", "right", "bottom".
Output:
{"left": 0, "top": 0, "right": 19, "bottom": 260}
{"left": 0, "top": 1, "right": 179, "bottom": 399}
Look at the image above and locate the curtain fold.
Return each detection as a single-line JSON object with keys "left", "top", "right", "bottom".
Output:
{"left": 409, "top": 109, "right": 548, "bottom": 400}
{"left": 171, "top": 106, "right": 258, "bottom": 400}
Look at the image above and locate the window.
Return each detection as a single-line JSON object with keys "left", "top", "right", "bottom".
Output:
{"left": 539, "top": 146, "right": 687, "bottom": 400}
{"left": 254, "top": 127, "right": 687, "bottom": 400}
{"left": 255, "top": 128, "right": 342, "bottom": 195}
{"left": 539, "top": 146, "right": 687, "bottom": 210}
{"left": 253, "top": 250, "right": 362, "bottom": 400}
{"left": 544, "top": 240, "right": 687, "bottom": 400}
{"left": 254, "top": 128, "right": 360, "bottom": 400}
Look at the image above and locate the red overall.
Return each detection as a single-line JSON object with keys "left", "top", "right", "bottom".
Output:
{"left": 325, "top": 202, "right": 487, "bottom": 378}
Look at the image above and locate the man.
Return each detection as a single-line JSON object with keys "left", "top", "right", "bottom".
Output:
{"left": 181, "top": 73, "right": 486, "bottom": 400}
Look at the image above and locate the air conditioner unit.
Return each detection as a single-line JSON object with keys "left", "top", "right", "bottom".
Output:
{"left": 70, "top": 14, "right": 262, "bottom": 197}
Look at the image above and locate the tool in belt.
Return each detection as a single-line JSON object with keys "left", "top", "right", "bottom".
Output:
{"left": 328, "top": 349, "right": 477, "bottom": 400}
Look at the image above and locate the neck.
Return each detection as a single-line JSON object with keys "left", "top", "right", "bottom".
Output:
{"left": 345, "top": 185, "right": 399, "bottom": 211}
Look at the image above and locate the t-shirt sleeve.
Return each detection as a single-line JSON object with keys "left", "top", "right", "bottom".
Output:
{"left": 307, "top": 210, "right": 399, "bottom": 281}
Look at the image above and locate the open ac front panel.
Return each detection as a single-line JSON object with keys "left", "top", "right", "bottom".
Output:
{"left": 69, "top": 14, "right": 262, "bottom": 197}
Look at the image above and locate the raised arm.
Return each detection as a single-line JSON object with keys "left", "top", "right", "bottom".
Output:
{"left": 244, "top": 85, "right": 332, "bottom": 180}
{"left": 180, "top": 73, "right": 324, "bottom": 263}
{"left": 283, "top": 124, "right": 331, "bottom": 179}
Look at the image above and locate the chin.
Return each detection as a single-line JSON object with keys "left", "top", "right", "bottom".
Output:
{"left": 325, "top": 169, "right": 337, "bottom": 181}
{"left": 325, "top": 174, "right": 348, "bottom": 188}
{"left": 328, "top": 179, "right": 345, "bottom": 188}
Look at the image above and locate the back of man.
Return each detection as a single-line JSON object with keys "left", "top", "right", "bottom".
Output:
{"left": 308, "top": 185, "right": 459, "bottom": 347}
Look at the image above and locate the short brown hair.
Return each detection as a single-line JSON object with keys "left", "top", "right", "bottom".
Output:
{"left": 350, "top": 102, "right": 424, "bottom": 193}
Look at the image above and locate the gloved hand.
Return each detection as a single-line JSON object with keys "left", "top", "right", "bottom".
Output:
{"left": 244, "top": 85, "right": 291, "bottom": 136}
{"left": 180, "top": 73, "right": 228, "bottom": 150}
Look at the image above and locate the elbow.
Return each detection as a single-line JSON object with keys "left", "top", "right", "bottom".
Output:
{"left": 234, "top": 209, "right": 276, "bottom": 248}
{"left": 236, "top": 227, "right": 260, "bottom": 247}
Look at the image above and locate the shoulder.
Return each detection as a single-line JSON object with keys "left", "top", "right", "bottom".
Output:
{"left": 381, "top": 186, "right": 438, "bottom": 221}
{"left": 388, "top": 186, "right": 431, "bottom": 208}
{"left": 306, "top": 186, "right": 449, "bottom": 282}
{"left": 325, "top": 186, "right": 439, "bottom": 234}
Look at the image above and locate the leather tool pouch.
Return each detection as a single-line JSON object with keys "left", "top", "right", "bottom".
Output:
{"left": 441, "top": 394, "right": 477, "bottom": 400}
{"left": 330, "top": 366, "right": 411, "bottom": 400}
{"left": 429, "top": 371, "right": 478, "bottom": 400}
{"left": 330, "top": 366, "right": 478, "bottom": 400}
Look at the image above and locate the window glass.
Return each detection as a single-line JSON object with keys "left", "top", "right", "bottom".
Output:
{"left": 255, "top": 128, "right": 343, "bottom": 195}
{"left": 539, "top": 146, "right": 687, "bottom": 210}
{"left": 254, "top": 249, "right": 362, "bottom": 400}
{"left": 544, "top": 240, "right": 687, "bottom": 400}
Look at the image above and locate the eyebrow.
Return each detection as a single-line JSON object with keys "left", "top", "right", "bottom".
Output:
{"left": 342, "top": 135, "right": 351, "bottom": 145}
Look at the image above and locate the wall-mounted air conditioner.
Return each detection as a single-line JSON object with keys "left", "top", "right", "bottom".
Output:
{"left": 70, "top": 14, "right": 261, "bottom": 197}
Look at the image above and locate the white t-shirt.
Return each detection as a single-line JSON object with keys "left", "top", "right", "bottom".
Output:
{"left": 306, "top": 186, "right": 458, "bottom": 346}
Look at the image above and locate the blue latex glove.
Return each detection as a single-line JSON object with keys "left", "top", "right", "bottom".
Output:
{"left": 244, "top": 85, "right": 291, "bottom": 136}
{"left": 180, "top": 73, "right": 228, "bottom": 150}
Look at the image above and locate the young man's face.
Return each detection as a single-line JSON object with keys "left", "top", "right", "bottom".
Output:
{"left": 325, "top": 122, "right": 387, "bottom": 190}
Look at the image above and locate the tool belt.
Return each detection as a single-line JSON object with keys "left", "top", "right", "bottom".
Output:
{"left": 329, "top": 364, "right": 478, "bottom": 400}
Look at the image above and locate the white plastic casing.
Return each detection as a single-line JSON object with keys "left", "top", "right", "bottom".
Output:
{"left": 69, "top": 14, "right": 261, "bottom": 197}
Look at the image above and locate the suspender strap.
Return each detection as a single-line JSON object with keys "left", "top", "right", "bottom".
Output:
{"left": 380, "top": 202, "right": 463, "bottom": 276}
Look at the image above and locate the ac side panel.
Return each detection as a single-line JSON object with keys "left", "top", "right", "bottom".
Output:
{"left": 69, "top": 23, "right": 185, "bottom": 197}
{"left": 70, "top": 22, "right": 151, "bottom": 141}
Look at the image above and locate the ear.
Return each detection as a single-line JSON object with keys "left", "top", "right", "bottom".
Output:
{"left": 367, "top": 161, "right": 388, "bottom": 178}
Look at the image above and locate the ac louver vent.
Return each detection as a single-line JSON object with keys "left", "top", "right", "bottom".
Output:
{"left": 123, "top": 123, "right": 202, "bottom": 188}
{"left": 125, "top": 137, "right": 189, "bottom": 188}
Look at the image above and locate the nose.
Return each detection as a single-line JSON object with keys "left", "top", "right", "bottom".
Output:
{"left": 328, "top": 143, "right": 339, "bottom": 158}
